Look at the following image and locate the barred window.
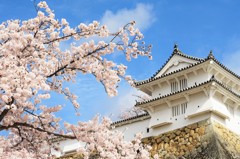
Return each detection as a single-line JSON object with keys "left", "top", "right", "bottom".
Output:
{"left": 172, "top": 105, "right": 180, "bottom": 117}
{"left": 171, "top": 81, "right": 179, "bottom": 93}
{"left": 181, "top": 102, "right": 188, "bottom": 114}
{"left": 179, "top": 78, "right": 187, "bottom": 90}
{"left": 172, "top": 102, "right": 188, "bottom": 117}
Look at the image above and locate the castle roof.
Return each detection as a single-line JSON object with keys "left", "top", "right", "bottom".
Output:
{"left": 111, "top": 112, "right": 150, "bottom": 127}
{"left": 150, "top": 44, "right": 204, "bottom": 78}
{"left": 135, "top": 47, "right": 240, "bottom": 87}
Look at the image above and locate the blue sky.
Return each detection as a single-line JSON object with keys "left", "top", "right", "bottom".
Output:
{"left": 1, "top": 0, "right": 240, "bottom": 123}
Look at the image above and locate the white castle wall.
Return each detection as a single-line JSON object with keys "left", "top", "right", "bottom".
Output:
{"left": 114, "top": 118, "right": 150, "bottom": 141}
{"left": 151, "top": 69, "right": 209, "bottom": 98}
{"left": 149, "top": 92, "right": 227, "bottom": 137}
{"left": 115, "top": 91, "right": 240, "bottom": 141}
{"left": 51, "top": 139, "right": 84, "bottom": 157}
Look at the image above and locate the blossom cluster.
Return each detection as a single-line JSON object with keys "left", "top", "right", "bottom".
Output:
{"left": 63, "top": 116, "right": 151, "bottom": 159}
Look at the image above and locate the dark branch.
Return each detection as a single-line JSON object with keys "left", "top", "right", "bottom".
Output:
{"left": 11, "top": 127, "right": 24, "bottom": 148}
{"left": 0, "top": 122, "right": 76, "bottom": 139}
{"left": 0, "top": 97, "right": 14, "bottom": 122}
{"left": 46, "top": 44, "right": 108, "bottom": 78}
{"left": 0, "top": 109, "right": 10, "bottom": 122}
{"left": 43, "top": 30, "right": 100, "bottom": 45}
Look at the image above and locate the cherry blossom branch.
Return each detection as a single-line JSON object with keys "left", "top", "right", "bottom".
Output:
{"left": 46, "top": 44, "right": 109, "bottom": 78}
{"left": 43, "top": 30, "right": 101, "bottom": 45}
{"left": 0, "top": 122, "right": 76, "bottom": 139}
{"left": 11, "top": 127, "right": 24, "bottom": 148}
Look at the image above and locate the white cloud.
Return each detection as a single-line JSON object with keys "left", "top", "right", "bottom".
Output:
{"left": 115, "top": 87, "right": 138, "bottom": 111}
{"left": 100, "top": 3, "right": 155, "bottom": 32}
{"left": 58, "top": 3, "right": 155, "bottom": 59}
{"left": 101, "top": 83, "right": 149, "bottom": 121}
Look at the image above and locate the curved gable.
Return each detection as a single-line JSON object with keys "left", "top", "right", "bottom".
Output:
{"left": 155, "top": 54, "right": 200, "bottom": 77}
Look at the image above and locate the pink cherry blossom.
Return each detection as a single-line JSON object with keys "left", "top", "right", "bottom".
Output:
{"left": 0, "top": 1, "right": 152, "bottom": 158}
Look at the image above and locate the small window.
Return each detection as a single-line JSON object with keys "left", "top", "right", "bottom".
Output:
{"left": 172, "top": 105, "right": 180, "bottom": 117}
{"left": 181, "top": 102, "right": 187, "bottom": 114}
{"left": 172, "top": 102, "right": 188, "bottom": 117}
{"left": 180, "top": 78, "right": 187, "bottom": 90}
{"left": 171, "top": 81, "right": 179, "bottom": 93}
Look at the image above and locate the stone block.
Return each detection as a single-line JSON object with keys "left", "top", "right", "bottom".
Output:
{"left": 190, "top": 130, "right": 195, "bottom": 136}
{"left": 198, "top": 126, "right": 205, "bottom": 135}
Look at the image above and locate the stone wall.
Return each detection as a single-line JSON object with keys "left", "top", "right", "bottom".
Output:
{"left": 142, "top": 119, "right": 211, "bottom": 158}
{"left": 59, "top": 118, "right": 240, "bottom": 159}
{"left": 212, "top": 121, "right": 240, "bottom": 158}
{"left": 142, "top": 118, "right": 240, "bottom": 159}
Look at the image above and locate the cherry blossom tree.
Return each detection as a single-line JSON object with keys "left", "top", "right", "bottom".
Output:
{"left": 0, "top": 1, "right": 152, "bottom": 159}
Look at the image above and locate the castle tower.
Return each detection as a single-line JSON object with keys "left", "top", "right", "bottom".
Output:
{"left": 114, "top": 45, "right": 240, "bottom": 158}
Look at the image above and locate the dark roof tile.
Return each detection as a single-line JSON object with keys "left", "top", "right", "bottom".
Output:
{"left": 111, "top": 112, "right": 150, "bottom": 125}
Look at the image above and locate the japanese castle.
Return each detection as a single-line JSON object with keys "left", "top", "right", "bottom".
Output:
{"left": 55, "top": 45, "right": 240, "bottom": 158}
{"left": 114, "top": 44, "right": 240, "bottom": 141}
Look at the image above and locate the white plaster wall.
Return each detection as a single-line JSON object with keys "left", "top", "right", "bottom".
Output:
{"left": 114, "top": 119, "right": 150, "bottom": 141}
{"left": 113, "top": 92, "right": 211, "bottom": 141}
{"left": 51, "top": 139, "right": 84, "bottom": 157}
{"left": 151, "top": 81, "right": 170, "bottom": 98}
{"left": 220, "top": 99, "right": 240, "bottom": 134}
{"left": 164, "top": 62, "right": 192, "bottom": 75}
{"left": 149, "top": 113, "right": 211, "bottom": 137}
{"left": 151, "top": 70, "right": 209, "bottom": 99}
{"left": 187, "top": 70, "right": 209, "bottom": 86}
{"left": 211, "top": 94, "right": 230, "bottom": 116}
{"left": 148, "top": 92, "right": 211, "bottom": 136}
{"left": 185, "top": 92, "right": 209, "bottom": 115}
{"left": 149, "top": 104, "right": 172, "bottom": 128}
